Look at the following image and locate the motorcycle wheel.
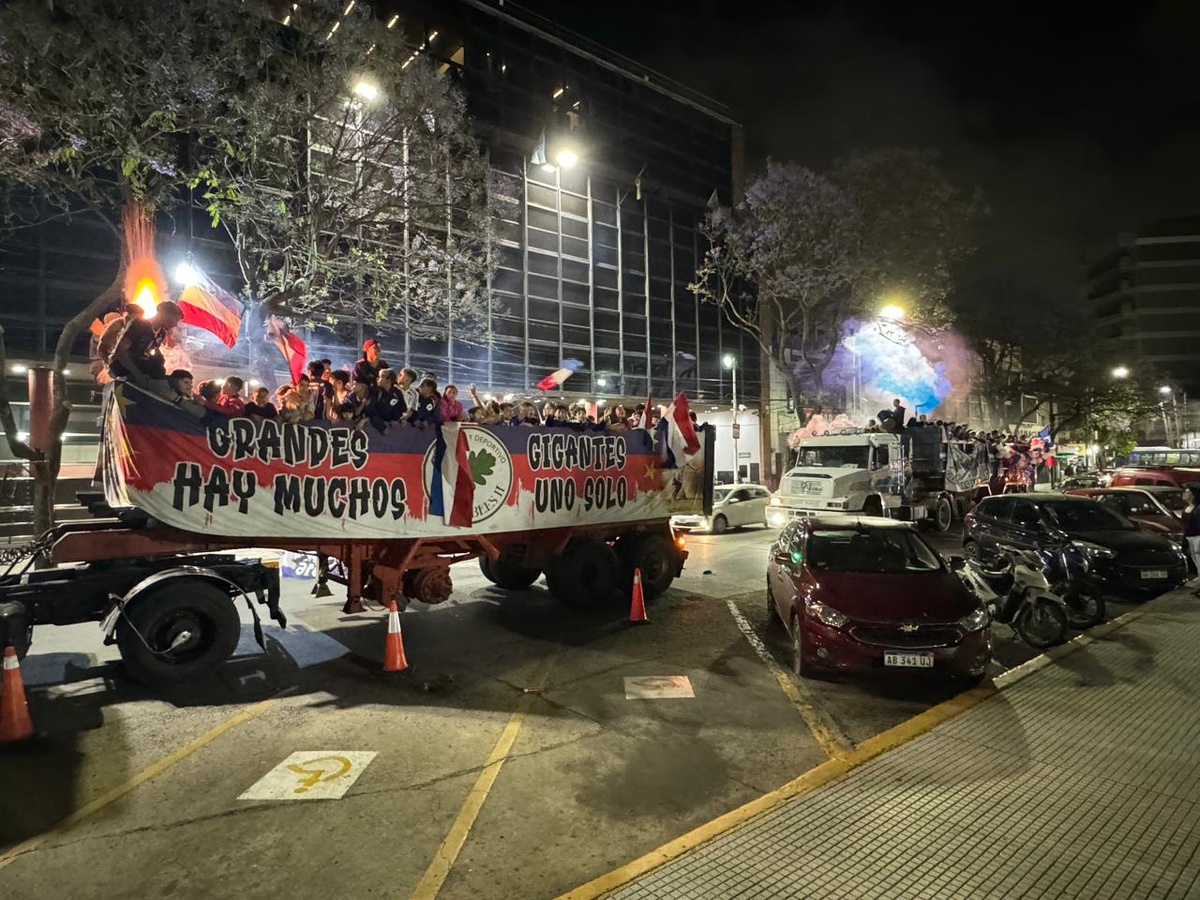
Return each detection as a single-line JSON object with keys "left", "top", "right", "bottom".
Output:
{"left": 1015, "top": 596, "right": 1068, "bottom": 648}
{"left": 1062, "top": 586, "right": 1105, "bottom": 630}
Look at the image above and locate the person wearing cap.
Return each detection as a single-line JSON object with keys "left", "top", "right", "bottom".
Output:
{"left": 353, "top": 338, "right": 389, "bottom": 387}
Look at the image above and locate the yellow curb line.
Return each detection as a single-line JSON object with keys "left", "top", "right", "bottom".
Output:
{"left": 0, "top": 697, "right": 275, "bottom": 871}
{"left": 553, "top": 685, "right": 996, "bottom": 900}
{"left": 555, "top": 587, "right": 1185, "bottom": 900}
{"left": 408, "top": 651, "right": 560, "bottom": 900}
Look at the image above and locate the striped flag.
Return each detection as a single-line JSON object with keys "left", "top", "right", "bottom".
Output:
{"left": 429, "top": 423, "right": 475, "bottom": 527}
{"left": 534, "top": 358, "right": 583, "bottom": 391}
{"left": 664, "top": 392, "right": 700, "bottom": 465}
{"left": 178, "top": 283, "right": 241, "bottom": 348}
{"left": 265, "top": 315, "right": 306, "bottom": 384}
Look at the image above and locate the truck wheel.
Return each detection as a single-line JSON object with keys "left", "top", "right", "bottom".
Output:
{"left": 617, "top": 532, "right": 677, "bottom": 600}
{"left": 933, "top": 496, "right": 954, "bottom": 533}
{"left": 116, "top": 580, "right": 241, "bottom": 685}
{"left": 490, "top": 556, "right": 542, "bottom": 590}
{"left": 479, "top": 555, "right": 497, "bottom": 583}
{"left": 546, "top": 540, "right": 620, "bottom": 609}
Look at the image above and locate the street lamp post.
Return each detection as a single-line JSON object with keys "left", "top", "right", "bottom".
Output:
{"left": 724, "top": 354, "right": 738, "bottom": 482}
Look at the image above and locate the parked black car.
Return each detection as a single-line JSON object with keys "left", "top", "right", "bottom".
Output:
{"left": 963, "top": 493, "right": 1188, "bottom": 599}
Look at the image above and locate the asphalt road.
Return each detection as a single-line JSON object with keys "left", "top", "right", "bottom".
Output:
{"left": 0, "top": 522, "right": 1146, "bottom": 900}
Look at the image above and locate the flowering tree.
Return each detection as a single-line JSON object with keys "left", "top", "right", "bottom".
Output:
{"left": 694, "top": 150, "right": 976, "bottom": 409}
{"left": 192, "top": 2, "right": 496, "bottom": 383}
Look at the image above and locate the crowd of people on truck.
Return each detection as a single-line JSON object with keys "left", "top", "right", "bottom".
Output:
{"left": 89, "top": 300, "right": 674, "bottom": 433}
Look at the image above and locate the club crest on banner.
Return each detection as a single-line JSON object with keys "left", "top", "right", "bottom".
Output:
{"left": 421, "top": 426, "right": 513, "bottom": 523}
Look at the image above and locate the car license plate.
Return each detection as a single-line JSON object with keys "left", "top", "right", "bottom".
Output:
{"left": 1141, "top": 569, "right": 1168, "bottom": 580}
{"left": 884, "top": 652, "right": 934, "bottom": 668}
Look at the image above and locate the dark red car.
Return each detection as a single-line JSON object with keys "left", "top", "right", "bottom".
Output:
{"left": 767, "top": 515, "right": 991, "bottom": 683}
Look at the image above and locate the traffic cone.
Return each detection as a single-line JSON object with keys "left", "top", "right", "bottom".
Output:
{"left": 383, "top": 600, "right": 409, "bottom": 673}
{"left": 0, "top": 646, "right": 34, "bottom": 744}
{"left": 629, "top": 569, "right": 648, "bottom": 623}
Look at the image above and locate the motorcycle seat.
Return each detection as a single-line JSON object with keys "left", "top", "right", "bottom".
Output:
{"left": 972, "top": 565, "right": 1015, "bottom": 594}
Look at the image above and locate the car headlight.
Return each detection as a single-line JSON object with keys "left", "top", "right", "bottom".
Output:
{"left": 1071, "top": 541, "right": 1115, "bottom": 563}
{"left": 805, "top": 597, "right": 848, "bottom": 629}
{"left": 770, "top": 496, "right": 781, "bottom": 507}
{"left": 958, "top": 607, "right": 989, "bottom": 632}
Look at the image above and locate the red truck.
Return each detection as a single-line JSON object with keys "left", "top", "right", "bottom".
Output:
{"left": 0, "top": 384, "right": 712, "bottom": 685}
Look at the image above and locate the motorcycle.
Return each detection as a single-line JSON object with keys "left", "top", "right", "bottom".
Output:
{"left": 1043, "top": 546, "right": 1106, "bottom": 630}
{"left": 958, "top": 549, "right": 1070, "bottom": 648}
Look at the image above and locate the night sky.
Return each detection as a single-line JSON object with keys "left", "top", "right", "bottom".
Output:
{"left": 518, "top": 0, "right": 1200, "bottom": 296}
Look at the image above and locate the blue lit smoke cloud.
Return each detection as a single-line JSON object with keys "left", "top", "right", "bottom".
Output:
{"left": 825, "top": 319, "right": 959, "bottom": 417}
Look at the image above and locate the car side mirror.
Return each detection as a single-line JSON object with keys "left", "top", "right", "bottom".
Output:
{"left": 949, "top": 556, "right": 966, "bottom": 572}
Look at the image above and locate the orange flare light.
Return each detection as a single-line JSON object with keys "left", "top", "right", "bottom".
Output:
{"left": 121, "top": 204, "right": 169, "bottom": 316}
{"left": 132, "top": 277, "right": 159, "bottom": 316}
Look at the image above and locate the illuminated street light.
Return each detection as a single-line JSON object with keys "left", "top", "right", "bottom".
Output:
{"left": 11, "top": 364, "right": 27, "bottom": 374}
{"left": 596, "top": 376, "right": 607, "bottom": 387}
{"left": 352, "top": 78, "right": 380, "bottom": 101}
{"left": 1111, "top": 366, "right": 1130, "bottom": 379}
{"left": 555, "top": 148, "right": 578, "bottom": 168}
{"left": 174, "top": 262, "right": 200, "bottom": 285}
{"left": 1159, "top": 385, "right": 1172, "bottom": 395}
{"left": 722, "top": 354, "right": 735, "bottom": 369}
{"left": 879, "top": 304, "right": 905, "bottom": 320}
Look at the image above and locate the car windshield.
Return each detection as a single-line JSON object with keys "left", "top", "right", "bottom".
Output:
{"left": 1041, "top": 500, "right": 1136, "bottom": 531}
{"left": 713, "top": 487, "right": 732, "bottom": 502}
{"left": 807, "top": 529, "right": 942, "bottom": 573}
{"left": 798, "top": 446, "right": 869, "bottom": 468}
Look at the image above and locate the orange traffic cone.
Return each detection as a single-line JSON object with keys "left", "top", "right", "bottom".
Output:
{"left": 629, "top": 569, "right": 648, "bottom": 623}
{"left": 0, "top": 646, "right": 34, "bottom": 744}
{"left": 383, "top": 600, "right": 409, "bottom": 672}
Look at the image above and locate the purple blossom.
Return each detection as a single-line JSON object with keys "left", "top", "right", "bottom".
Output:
{"left": 68, "top": 135, "right": 87, "bottom": 151}
{"left": 148, "top": 157, "right": 177, "bottom": 177}
{"left": 0, "top": 103, "right": 41, "bottom": 142}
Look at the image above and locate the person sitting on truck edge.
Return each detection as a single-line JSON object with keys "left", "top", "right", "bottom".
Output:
{"left": 410, "top": 376, "right": 442, "bottom": 428}
{"left": 353, "top": 338, "right": 389, "bottom": 387}
{"left": 329, "top": 369, "right": 351, "bottom": 408}
{"left": 92, "top": 302, "right": 144, "bottom": 384}
{"left": 245, "top": 386, "right": 278, "bottom": 420}
{"left": 108, "top": 300, "right": 183, "bottom": 389}
{"left": 307, "top": 360, "right": 332, "bottom": 419}
{"left": 360, "top": 368, "right": 407, "bottom": 433}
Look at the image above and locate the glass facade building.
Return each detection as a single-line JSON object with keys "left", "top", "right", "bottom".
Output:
{"left": 0, "top": 0, "right": 752, "bottom": 409}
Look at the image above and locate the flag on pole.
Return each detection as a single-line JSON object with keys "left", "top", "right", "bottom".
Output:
{"left": 640, "top": 394, "right": 654, "bottom": 429}
{"left": 428, "top": 423, "right": 475, "bottom": 527}
{"left": 265, "top": 315, "right": 306, "bottom": 384}
{"left": 178, "top": 283, "right": 241, "bottom": 348}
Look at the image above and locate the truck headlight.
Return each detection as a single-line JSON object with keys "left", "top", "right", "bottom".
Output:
{"left": 958, "top": 607, "right": 989, "bottom": 632}
{"left": 770, "top": 496, "right": 781, "bottom": 507}
{"left": 805, "top": 597, "right": 848, "bottom": 629}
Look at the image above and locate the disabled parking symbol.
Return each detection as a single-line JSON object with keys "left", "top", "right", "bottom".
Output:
{"left": 239, "top": 751, "right": 378, "bottom": 801}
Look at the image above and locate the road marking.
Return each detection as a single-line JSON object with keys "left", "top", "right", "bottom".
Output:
{"left": 553, "top": 684, "right": 996, "bottom": 900}
{"left": 238, "top": 750, "right": 376, "bottom": 801}
{"left": 407, "top": 651, "right": 559, "bottom": 900}
{"left": 624, "top": 675, "right": 694, "bottom": 699}
{"left": 0, "top": 697, "right": 275, "bottom": 872}
{"left": 724, "top": 598, "right": 853, "bottom": 758}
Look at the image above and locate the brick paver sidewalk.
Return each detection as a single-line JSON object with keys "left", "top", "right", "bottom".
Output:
{"left": 610, "top": 591, "right": 1200, "bottom": 900}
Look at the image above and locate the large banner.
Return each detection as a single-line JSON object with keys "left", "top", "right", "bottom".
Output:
{"left": 102, "top": 384, "right": 706, "bottom": 540}
{"left": 945, "top": 442, "right": 992, "bottom": 493}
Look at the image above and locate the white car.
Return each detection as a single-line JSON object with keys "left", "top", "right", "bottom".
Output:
{"left": 671, "top": 484, "right": 773, "bottom": 534}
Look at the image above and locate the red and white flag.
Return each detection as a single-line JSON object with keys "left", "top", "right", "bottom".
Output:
{"left": 664, "top": 392, "right": 700, "bottom": 462}
{"left": 265, "top": 315, "right": 306, "bottom": 384}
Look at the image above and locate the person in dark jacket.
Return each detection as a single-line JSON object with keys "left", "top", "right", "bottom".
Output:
{"left": 307, "top": 360, "right": 333, "bottom": 419}
{"left": 352, "top": 338, "right": 389, "bottom": 387}
{"left": 360, "top": 368, "right": 407, "bottom": 433}
{"left": 1182, "top": 484, "right": 1200, "bottom": 582}
{"left": 410, "top": 376, "right": 442, "bottom": 428}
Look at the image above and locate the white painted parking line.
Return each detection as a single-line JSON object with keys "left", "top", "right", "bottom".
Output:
{"left": 624, "top": 675, "right": 695, "bottom": 699}
{"left": 238, "top": 750, "right": 377, "bottom": 801}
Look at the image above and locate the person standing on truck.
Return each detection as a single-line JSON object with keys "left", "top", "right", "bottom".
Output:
{"left": 353, "top": 338, "right": 389, "bottom": 387}
{"left": 360, "top": 368, "right": 407, "bottom": 432}
{"left": 891, "top": 398, "right": 906, "bottom": 429}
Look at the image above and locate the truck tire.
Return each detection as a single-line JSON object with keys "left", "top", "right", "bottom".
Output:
{"left": 479, "top": 555, "right": 497, "bottom": 583}
{"left": 490, "top": 556, "right": 542, "bottom": 590}
{"left": 546, "top": 540, "right": 620, "bottom": 609}
{"left": 616, "top": 532, "right": 677, "bottom": 600}
{"left": 933, "top": 496, "right": 954, "bottom": 533}
{"left": 116, "top": 580, "right": 241, "bottom": 685}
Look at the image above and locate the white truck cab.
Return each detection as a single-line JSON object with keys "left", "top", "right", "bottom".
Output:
{"left": 778, "top": 430, "right": 903, "bottom": 519}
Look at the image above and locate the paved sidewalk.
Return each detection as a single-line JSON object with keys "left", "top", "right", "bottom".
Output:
{"left": 609, "top": 591, "right": 1200, "bottom": 900}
